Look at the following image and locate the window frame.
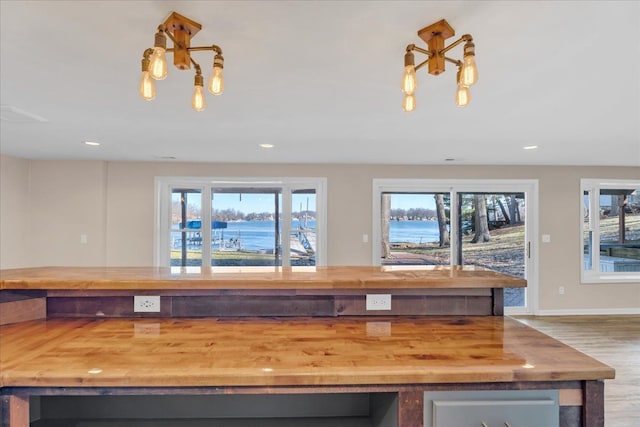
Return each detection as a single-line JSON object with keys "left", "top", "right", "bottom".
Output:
{"left": 154, "top": 176, "right": 327, "bottom": 267}
{"left": 372, "top": 178, "right": 539, "bottom": 315}
{"left": 580, "top": 178, "right": 640, "bottom": 284}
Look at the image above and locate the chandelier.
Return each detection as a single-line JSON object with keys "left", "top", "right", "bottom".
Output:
{"left": 139, "top": 12, "right": 224, "bottom": 111}
{"left": 401, "top": 19, "right": 477, "bottom": 111}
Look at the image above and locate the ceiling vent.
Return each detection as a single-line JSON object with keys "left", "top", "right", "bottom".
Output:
{"left": 0, "top": 105, "right": 48, "bottom": 123}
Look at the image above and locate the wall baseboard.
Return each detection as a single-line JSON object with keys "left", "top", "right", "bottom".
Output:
{"left": 535, "top": 308, "right": 640, "bottom": 316}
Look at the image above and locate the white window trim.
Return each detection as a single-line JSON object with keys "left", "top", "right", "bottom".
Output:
{"left": 580, "top": 178, "right": 640, "bottom": 284}
{"left": 372, "top": 178, "right": 539, "bottom": 315}
{"left": 154, "top": 176, "right": 327, "bottom": 267}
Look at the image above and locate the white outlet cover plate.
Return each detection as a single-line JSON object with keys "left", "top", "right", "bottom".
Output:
{"left": 366, "top": 294, "right": 392, "bottom": 311}
{"left": 134, "top": 295, "right": 161, "bottom": 312}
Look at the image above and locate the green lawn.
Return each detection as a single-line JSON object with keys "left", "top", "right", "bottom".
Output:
{"left": 599, "top": 213, "right": 640, "bottom": 242}
{"left": 392, "top": 223, "right": 526, "bottom": 277}
{"left": 170, "top": 250, "right": 314, "bottom": 266}
{"left": 388, "top": 213, "right": 640, "bottom": 277}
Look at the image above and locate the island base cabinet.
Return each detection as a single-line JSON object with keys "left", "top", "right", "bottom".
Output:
{"left": 424, "top": 390, "right": 559, "bottom": 427}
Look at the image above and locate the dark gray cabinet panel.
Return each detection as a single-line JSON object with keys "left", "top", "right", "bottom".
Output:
{"left": 424, "top": 390, "right": 559, "bottom": 427}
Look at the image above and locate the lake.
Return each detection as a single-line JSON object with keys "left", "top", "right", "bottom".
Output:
{"left": 178, "top": 219, "right": 441, "bottom": 251}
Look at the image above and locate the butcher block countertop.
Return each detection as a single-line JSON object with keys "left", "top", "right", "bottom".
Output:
{"left": 0, "top": 315, "right": 613, "bottom": 388}
{"left": 0, "top": 265, "right": 526, "bottom": 291}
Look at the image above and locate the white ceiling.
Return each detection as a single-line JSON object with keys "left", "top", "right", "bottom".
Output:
{"left": 1, "top": 0, "right": 639, "bottom": 166}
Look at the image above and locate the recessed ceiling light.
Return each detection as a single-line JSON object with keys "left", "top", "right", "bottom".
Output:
{"left": 523, "top": 145, "right": 538, "bottom": 150}
{"left": 259, "top": 143, "right": 274, "bottom": 148}
{"left": 83, "top": 141, "right": 101, "bottom": 146}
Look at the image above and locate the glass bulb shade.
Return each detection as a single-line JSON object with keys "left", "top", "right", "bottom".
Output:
{"left": 192, "top": 85, "right": 206, "bottom": 111}
{"left": 460, "top": 55, "right": 477, "bottom": 87}
{"left": 455, "top": 84, "right": 470, "bottom": 107}
{"left": 149, "top": 47, "right": 168, "bottom": 80}
{"left": 402, "top": 94, "right": 416, "bottom": 112}
{"left": 401, "top": 65, "right": 417, "bottom": 95}
{"left": 208, "top": 67, "right": 224, "bottom": 95}
{"left": 139, "top": 71, "right": 156, "bottom": 100}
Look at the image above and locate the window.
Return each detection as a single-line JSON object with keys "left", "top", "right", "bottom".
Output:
{"left": 373, "top": 179, "right": 538, "bottom": 315}
{"left": 155, "top": 177, "right": 326, "bottom": 267}
{"left": 581, "top": 179, "right": 640, "bottom": 283}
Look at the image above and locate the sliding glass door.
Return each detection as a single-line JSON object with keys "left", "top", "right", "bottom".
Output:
{"left": 374, "top": 179, "right": 537, "bottom": 314}
{"left": 458, "top": 192, "right": 527, "bottom": 309}
{"left": 380, "top": 192, "right": 451, "bottom": 266}
{"left": 170, "top": 189, "right": 203, "bottom": 267}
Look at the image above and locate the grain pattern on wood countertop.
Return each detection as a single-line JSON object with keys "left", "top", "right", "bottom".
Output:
{"left": 0, "top": 266, "right": 527, "bottom": 290}
{"left": 0, "top": 316, "right": 612, "bottom": 388}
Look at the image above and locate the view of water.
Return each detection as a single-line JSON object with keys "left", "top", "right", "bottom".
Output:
{"left": 214, "top": 220, "right": 305, "bottom": 251}
{"left": 173, "top": 220, "right": 440, "bottom": 251}
{"left": 388, "top": 220, "right": 440, "bottom": 244}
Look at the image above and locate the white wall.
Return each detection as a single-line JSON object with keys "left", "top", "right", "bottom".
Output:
{"left": 25, "top": 160, "right": 108, "bottom": 266}
{"left": 1, "top": 155, "right": 638, "bottom": 312}
{"left": 0, "top": 156, "right": 30, "bottom": 267}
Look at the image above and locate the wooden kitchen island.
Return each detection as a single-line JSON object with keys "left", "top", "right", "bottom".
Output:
{"left": 0, "top": 266, "right": 614, "bottom": 427}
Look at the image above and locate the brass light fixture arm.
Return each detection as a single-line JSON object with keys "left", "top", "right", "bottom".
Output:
{"left": 144, "top": 32, "right": 222, "bottom": 74}
{"left": 414, "top": 58, "right": 431, "bottom": 72}
{"left": 444, "top": 57, "right": 463, "bottom": 67}
{"left": 160, "top": 24, "right": 178, "bottom": 46}
{"left": 187, "top": 46, "right": 223, "bottom": 70}
{"left": 159, "top": 27, "right": 222, "bottom": 71}
{"left": 407, "top": 44, "right": 432, "bottom": 57}
{"left": 161, "top": 26, "right": 221, "bottom": 53}
{"left": 406, "top": 44, "right": 433, "bottom": 72}
{"left": 439, "top": 34, "right": 473, "bottom": 56}
{"left": 406, "top": 34, "right": 473, "bottom": 72}
{"left": 185, "top": 45, "right": 223, "bottom": 54}
{"left": 160, "top": 24, "right": 222, "bottom": 56}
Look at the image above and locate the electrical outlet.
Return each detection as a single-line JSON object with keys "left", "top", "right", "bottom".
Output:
{"left": 366, "top": 294, "right": 392, "bottom": 311}
{"left": 134, "top": 296, "right": 161, "bottom": 312}
{"left": 559, "top": 286, "right": 565, "bottom": 295}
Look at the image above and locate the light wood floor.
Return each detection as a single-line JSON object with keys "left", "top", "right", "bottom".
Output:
{"left": 514, "top": 315, "right": 640, "bottom": 427}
